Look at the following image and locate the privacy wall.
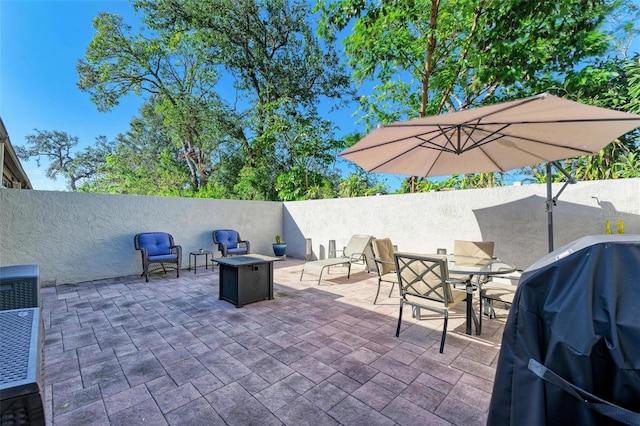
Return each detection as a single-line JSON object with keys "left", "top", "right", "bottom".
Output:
{"left": 284, "top": 179, "right": 640, "bottom": 270}
{"left": 1, "top": 178, "right": 638, "bottom": 285}
{"left": 0, "top": 191, "right": 282, "bottom": 285}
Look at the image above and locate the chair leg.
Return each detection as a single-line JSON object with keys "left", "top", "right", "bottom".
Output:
{"left": 374, "top": 279, "right": 382, "bottom": 304}
{"left": 482, "top": 296, "right": 494, "bottom": 318}
{"left": 395, "top": 302, "right": 404, "bottom": 337}
{"left": 412, "top": 306, "right": 421, "bottom": 319}
{"left": 387, "top": 283, "right": 395, "bottom": 298}
{"left": 440, "top": 315, "right": 448, "bottom": 353}
{"left": 317, "top": 266, "right": 327, "bottom": 286}
{"left": 300, "top": 268, "right": 305, "bottom": 281}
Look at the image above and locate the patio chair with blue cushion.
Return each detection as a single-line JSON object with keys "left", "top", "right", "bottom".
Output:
{"left": 300, "top": 234, "right": 373, "bottom": 285}
{"left": 134, "top": 232, "right": 182, "bottom": 282}
{"left": 212, "top": 229, "right": 250, "bottom": 257}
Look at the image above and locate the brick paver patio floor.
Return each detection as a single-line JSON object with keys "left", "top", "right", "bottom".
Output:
{"left": 41, "top": 258, "right": 508, "bottom": 425}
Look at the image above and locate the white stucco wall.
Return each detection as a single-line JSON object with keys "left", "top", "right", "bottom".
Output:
{"left": 0, "top": 190, "right": 282, "bottom": 285}
{"left": 1, "top": 178, "right": 638, "bottom": 285}
{"left": 284, "top": 178, "right": 640, "bottom": 270}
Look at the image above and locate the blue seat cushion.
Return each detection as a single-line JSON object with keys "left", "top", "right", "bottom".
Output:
{"left": 216, "top": 230, "right": 239, "bottom": 249}
{"left": 227, "top": 247, "right": 247, "bottom": 254}
{"left": 148, "top": 254, "right": 178, "bottom": 262}
{"left": 139, "top": 233, "right": 173, "bottom": 256}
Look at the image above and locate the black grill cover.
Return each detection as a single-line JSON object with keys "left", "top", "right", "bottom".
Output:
{"left": 488, "top": 235, "right": 640, "bottom": 426}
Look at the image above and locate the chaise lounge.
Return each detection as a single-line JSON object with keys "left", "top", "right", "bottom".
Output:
{"left": 300, "top": 235, "right": 373, "bottom": 285}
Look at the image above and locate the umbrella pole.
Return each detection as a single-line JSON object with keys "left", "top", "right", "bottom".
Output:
{"left": 546, "top": 162, "right": 578, "bottom": 253}
{"left": 546, "top": 163, "right": 554, "bottom": 252}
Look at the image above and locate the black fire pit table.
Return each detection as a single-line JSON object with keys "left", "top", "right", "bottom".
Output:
{"left": 216, "top": 254, "right": 278, "bottom": 307}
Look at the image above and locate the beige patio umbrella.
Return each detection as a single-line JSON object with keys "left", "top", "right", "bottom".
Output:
{"left": 340, "top": 93, "right": 640, "bottom": 250}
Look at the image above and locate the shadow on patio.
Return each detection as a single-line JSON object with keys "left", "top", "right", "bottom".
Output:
{"left": 41, "top": 259, "right": 507, "bottom": 426}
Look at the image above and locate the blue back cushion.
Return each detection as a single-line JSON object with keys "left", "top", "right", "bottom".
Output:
{"left": 139, "top": 233, "right": 171, "bottom": 256}
{"left": 216, "top": 230, "right": 239, "bottom": 249}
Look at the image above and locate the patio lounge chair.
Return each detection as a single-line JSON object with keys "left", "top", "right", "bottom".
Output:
{"left": 371, "top": 237, "right": 398, "bottom": 304}
{"left": 134, "top": 232, "right": 182, "bottom": 282}
{"left": 300, "top": 234, "right": 373, "bottom": 285}
{"left": 394, "top": 252, "right": 467, "bottom": 353}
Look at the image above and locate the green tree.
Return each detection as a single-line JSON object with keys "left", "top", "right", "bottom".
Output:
{"left": 317, "top": 0, "right": 616, "bottom": 190}
{"left": 79, "top": 0, "right": 354, "bottom": 200}
{"left": 317, "top": 0, "right": 612, "bottom": 123}
{"left": 545, "top": 53, "right": 640, "bottom": 180}
{"left": 338, "top": 172, "right": 387, "bottom": 197}
{"left": 80, "top": 102, "right": 194, "bottom": 195}
{"left": 628, "top": 54, "right": 640, "bottom": 113}
{"left": 613, "top": 151, "right": 640, "bottom": 177}
{"left": 15, "top": 130, "right": 113, "bottom": 190}
{"left": 77, "top": 10, "right": 226, "bottom": 191}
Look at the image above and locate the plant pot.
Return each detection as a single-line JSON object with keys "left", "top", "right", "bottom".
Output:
{"left": 272, "top": 243, "right": 287, "bottom": 257}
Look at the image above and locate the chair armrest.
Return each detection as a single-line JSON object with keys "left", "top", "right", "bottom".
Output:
{"left": 171, "top": 244, "right": 182, "bottom": 256}
{"left": 373, "top": 257, "right": 396, "bottom": 276}
{"left": 217, "top": 242, "right": 228, "bottom": 257}
{"left": 239, "top": 240, "right": 250, "bottom": 253}
{"left": 373, "top": 257, "right": 395, "bottom": 268}
{"left": 446, "top": 277, "right": 470, "bottom": 286}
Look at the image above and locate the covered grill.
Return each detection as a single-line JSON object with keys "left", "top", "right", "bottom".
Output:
{"left": 488, "top": 235, "right": 640, "bottom": 425}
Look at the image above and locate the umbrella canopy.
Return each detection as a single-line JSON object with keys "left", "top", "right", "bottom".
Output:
{"left": 339, "top": 93, "right": 640, "bottom": 178}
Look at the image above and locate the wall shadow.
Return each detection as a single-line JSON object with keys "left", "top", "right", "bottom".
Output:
{"left": 472, "top": 194, "right": 640, "bottom": 268}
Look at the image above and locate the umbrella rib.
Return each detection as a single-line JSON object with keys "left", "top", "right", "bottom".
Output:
{"left": 472, "top": 131, "right": 598, "bottom": 171}
{"left": 457, "top": 123, "right": 512, "bottom": 153}
{"left": 495, "top": 132, "right": 597, "bottom": 155}
{"left": 341, "top": 126, "right": 457, "bottom": 156}
{"left": 461, "top": 117, "right": 640, "bottom": 125}
{"left": 384, "top": 116, "right": 640, "bottom": 129}
{"left": 460, "top": 121, "right": 601, "bottom": 157}
{"left": 430, "top": 125, "right": 463, "bottom": 154}
{"left": 384, "top": 96, "right": 545, "bottom": 130}
{"left": 368, "top": 140, "right": 453, "bottom": 173}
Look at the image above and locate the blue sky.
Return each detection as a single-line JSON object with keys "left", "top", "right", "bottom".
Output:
{"left": 1, "top": 1, "right": 149, "bottom": 190}
{"left": 1, "top": 0, "right": 394, "bottom": 191}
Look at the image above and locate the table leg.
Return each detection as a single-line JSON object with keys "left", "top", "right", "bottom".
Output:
{"left": 465, "top": 282, "right": 480, "bottom": 335}
{"left": 188, "top": 254, "right": 192, "bottom": 271}
{"left": 205, "top": 253, "right": 209, "bottom": 270}
{"left": 465, "top": 282, "right": 473, "bottom": 335}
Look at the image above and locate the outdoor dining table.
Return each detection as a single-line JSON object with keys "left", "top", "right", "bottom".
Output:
{"left": 447, "top": 255, "right": 517, "bottom": 335}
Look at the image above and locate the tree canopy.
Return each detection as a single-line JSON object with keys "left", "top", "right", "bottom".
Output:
{"left": 77, "top": 0, "right": 353, "bottom": 200}
{"left": 316, "top": 0, "right": 640, "bottom": 188}
{"left": 17, "top": 0, "right": 640, "bottom": 196}
{"left": 15, "top": 130, "right": 113, "bottom": 191}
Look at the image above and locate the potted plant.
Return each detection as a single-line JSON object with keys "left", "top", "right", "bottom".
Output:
{"left": 273, "top": 235, "right": 287, "bottom": 257}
